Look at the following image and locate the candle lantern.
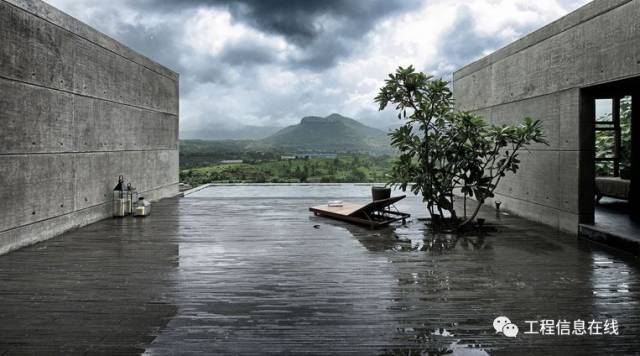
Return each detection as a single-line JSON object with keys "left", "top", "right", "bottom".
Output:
{"left": 113, "top": 175, "right": 127, "bottom": 217}
{"left": 134, "top": 196, "right": 151, "bottom": 217}
{"left": 126, "top": 183, "right": 138, "bottom": 215}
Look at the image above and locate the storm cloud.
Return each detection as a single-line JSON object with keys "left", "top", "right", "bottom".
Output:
{"left": 46, "top": 0, "right": 589, "bottom": 133}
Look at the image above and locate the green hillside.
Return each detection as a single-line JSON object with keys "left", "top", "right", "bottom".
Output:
{"left": 179, "top": 139, "right": 284, "bottom": 169}
{"left": 179, "top": 113, "right": 394, "bottom": 169}
{"left": 258, "top": 113, "right": 391, "bottom": 153}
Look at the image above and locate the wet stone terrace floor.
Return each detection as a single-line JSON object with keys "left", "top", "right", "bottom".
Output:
{"left": 0, "top": 184, "right": 639, "bottom": 355}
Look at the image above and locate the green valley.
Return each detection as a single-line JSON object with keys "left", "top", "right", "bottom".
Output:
{"left": 179, "top": 154, "right": 393, "bottom": 186}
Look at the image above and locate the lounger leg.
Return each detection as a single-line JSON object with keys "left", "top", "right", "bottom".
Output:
{"left": 362, "top": 211, "right": 375, "bottom": 229}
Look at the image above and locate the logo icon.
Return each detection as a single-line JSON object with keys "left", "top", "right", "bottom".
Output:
{"left": 494, "top": 316, "right": 519, "bottom": 338}
{"left": 493, "top": 316, "right": 511, "bottom": 333}
{"left": 503, "top": 323, "right": 519, "bottom": 338}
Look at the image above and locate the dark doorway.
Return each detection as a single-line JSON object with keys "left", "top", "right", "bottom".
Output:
{"left": 579, "top": 76, "right": 640, "bottom": 247}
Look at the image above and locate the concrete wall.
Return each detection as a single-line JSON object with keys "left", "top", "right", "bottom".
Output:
{"left": 0, "top": 0, "right": 179, "bottom": 254}
{"left": 453, "top": 0, "right": 640, "bottom": 233}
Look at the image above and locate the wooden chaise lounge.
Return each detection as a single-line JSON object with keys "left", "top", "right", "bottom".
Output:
{"left": 309, "top": 195, "right": 410, "bottom": 228}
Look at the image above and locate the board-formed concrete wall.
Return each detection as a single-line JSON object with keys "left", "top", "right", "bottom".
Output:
{"left": 0, "top": 0, "right": 179, "bottom": 254}
{"left": 453, "top": 0, "right": 640, "bottom": 233}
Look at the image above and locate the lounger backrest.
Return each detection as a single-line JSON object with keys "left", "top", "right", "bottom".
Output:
{"left": 348, "top": 195, "right": 406, "bottom": 216}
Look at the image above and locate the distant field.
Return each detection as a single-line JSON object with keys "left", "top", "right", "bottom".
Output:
{"left": 180, "top": 154, "right": 393, "bottom": 186}
{"left": 179, "top": 140, "right": 284, "bottom": 169}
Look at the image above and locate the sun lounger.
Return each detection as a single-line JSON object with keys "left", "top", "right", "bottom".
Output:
{"left": 309, "top": 195, "right": 410, "bottom": 228}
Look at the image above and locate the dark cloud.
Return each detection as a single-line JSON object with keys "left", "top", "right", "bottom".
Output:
{"left": 435, "top": 3, "right": 575, "bottom": 76}
{"left": 148, "top": 0, "right": 419, "bottom": 42}
{"left": 93, "top": 9, "right": 232, "bottom": 91}
{"left": 219, "top": 41, "right": 280, "bottom": 66}
{"left": 290, "top": 35, "right": 351, "bottom": 70}
{"left": 435, "top": 6, "right": 505, "bottom": 73}
{"left": 112, "top": 21, "right": 184, "bottom": 73}
{"left": 73, "top": 0, "right": 423, "bottom": 93}
{"left": 47, "top": 0, "right": 590, "bottom": 133}
{"left": 123, "top": 0, "right": 421, "bottom": 70}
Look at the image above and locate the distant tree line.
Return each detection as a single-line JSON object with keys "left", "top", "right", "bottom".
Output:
{"left": 179, "top": 154, "right": 392, "bottom": 186}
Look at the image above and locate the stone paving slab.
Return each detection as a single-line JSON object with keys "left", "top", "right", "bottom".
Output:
{"left": 0, "top": 184, "right": 638, "bottom": 355}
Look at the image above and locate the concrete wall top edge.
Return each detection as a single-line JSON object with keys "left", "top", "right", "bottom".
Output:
{"left": 453, "top": 0, "right": 632, "bottom": 81}
{"left": 4, "top": 0, "right": 179, "bottom": 82}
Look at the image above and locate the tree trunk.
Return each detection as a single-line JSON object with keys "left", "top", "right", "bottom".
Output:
{"left": 463, "top": 194, "right": 467, "bottom": 218}
{"left": 458, "top": 199, "right": 484, "bottom": 229}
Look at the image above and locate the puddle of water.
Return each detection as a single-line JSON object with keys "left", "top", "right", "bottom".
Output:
{"left": 386, "top": 327, "right": 490, "bottom": 355}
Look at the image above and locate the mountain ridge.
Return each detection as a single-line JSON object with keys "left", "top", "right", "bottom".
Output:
{"left": 260, "top": 113, "right": 391, "bottom": 153}
{"left": 180, "top": 125, "right": 282, "bottom": 140}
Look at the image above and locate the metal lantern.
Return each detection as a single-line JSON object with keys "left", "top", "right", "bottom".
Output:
{"left": 134, "top": 196, "right": 151, "bottom": 217}
{"left": 113, "top": 175, "right": 127, "bottom": 217}
{"left": 126, "top": 183, "right": 137, "bottom": 215}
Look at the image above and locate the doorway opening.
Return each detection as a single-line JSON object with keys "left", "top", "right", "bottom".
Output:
{"left": 579, "top": 77, "right": 639, "bottom": 247}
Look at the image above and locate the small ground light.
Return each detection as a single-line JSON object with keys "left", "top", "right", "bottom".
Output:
{"left": 495, "top": 200, "right": 502, "bottom": 211}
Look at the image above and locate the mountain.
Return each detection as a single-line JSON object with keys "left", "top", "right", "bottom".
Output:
{"left": 180, "top": 125, "right": 282, "bottom": 140}
{"left": 259, "top": 113, "right": 391, "bottom": 153}
{"left": 385, "top": 123, "right": 403, "bottom": 133}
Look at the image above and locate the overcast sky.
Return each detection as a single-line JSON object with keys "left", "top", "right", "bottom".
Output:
{"left": 47, "top": 0, "right": 589, "bottom": 132}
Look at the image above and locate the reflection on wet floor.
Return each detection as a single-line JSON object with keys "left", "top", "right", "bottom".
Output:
{"left": 0, "top": 184, "right": 639, "bottom": 354}
{"left": 0, "top": 206, "right": 180, "bottom": 354}
{"left": 342, "top": 221, "right": 494, "bottom": 254}
{"left": 384, "top": 327, "right": 490, "bottom": 356}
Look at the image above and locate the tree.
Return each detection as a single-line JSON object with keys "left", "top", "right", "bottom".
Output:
{"left": 375, "top": 65, "right": 548, "bottom": 229}
{"left": 254, "top": 172, "right": 267, "bottom": 183}
{"left": 302, "top": 165, "right": 310, "bottom": 182}
{"left": 349, "top": 167, "right": 368, "bottom": 182}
